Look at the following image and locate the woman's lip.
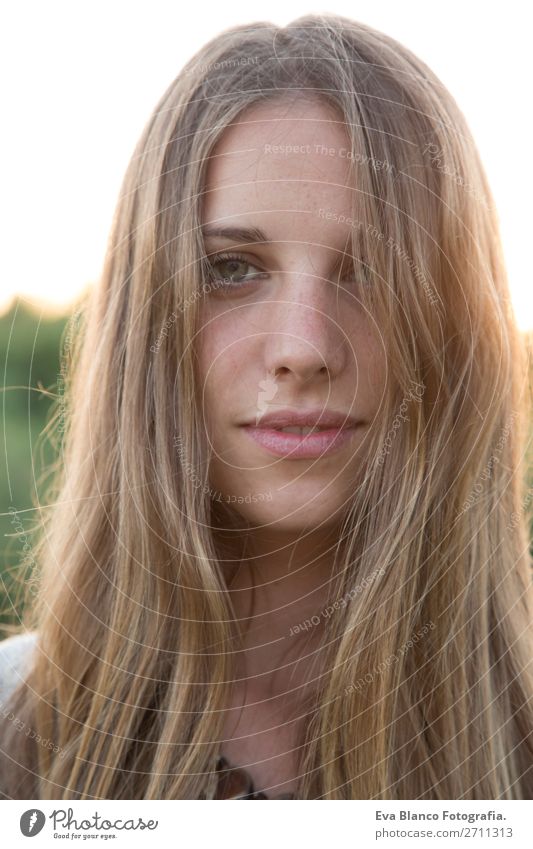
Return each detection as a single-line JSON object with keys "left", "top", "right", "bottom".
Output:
{"left": 240, "top": 425, "right": 360, "bottom": 458}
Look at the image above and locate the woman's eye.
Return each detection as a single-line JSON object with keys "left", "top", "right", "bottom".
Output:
{"left": 203, "top": 252, "right": 371, "bottom": 296}
{"left": 205, "top": 253, "right": 267, "bottom": 294}
{"left": 338, "top": 259, "right": 370, "bottom": 287}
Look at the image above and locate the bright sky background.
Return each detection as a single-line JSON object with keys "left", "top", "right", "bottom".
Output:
{"left": 1, "top": 0, "right": 531, "bottom": 329}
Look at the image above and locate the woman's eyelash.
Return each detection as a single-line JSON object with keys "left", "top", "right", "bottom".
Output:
{"left": 206, "top": 252, "right": 266, "bottom": 292}
{"left": 204, "top": 251, "right": 370, "bottom": 294}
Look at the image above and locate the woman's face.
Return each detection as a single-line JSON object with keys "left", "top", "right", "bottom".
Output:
{"left": 196, "top": 96, "right": 386, "bottom": 533}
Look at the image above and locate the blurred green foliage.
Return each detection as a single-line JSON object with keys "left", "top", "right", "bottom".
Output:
{"left": 0, "top": 301, "right": 532, "bottom": 637}
{"left": 0, "top": 299, "right": 69, "bottom": 636}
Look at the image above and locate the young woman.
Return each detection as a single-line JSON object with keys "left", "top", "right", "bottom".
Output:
{"left": 1, "top": 13, "right": 532, "bottom": 800}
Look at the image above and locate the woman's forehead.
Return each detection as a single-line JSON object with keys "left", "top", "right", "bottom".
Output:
{"left": 204, "top": 98, "right": 352, "bottom": 186}
{"left": 201, "top": 102, "right": 359, "bottom": 248}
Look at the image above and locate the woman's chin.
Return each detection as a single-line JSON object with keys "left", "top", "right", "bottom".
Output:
{"left": 210, "top": 488, "right": 349, "bottom": 532}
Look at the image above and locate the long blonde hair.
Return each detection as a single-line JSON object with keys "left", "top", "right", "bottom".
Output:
{"left": 2, "top": 13, "right": 532, "bottom": 799}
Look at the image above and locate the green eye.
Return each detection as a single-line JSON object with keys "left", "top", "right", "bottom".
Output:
{"left": 205, "top": 252, "right": 268, "bottom": 294}
{"left": 202, "top": 252, "right": 372, "bottom": 296}
{"left": 213, "top": 256, "right": 253, "bottom": 283}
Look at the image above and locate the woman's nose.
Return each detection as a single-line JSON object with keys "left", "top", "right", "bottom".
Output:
{"left": 262, "top": 277, "right": 348, "bottom": 384}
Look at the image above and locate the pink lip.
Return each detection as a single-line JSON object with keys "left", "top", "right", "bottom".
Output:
{"left": 241, "top": 425, "right": 359, "bottom": 459}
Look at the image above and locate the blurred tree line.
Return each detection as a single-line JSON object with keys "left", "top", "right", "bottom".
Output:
{"left": 0, "top": 299, "right": 532, "bottom": 637}
{"left": 0, "top": 299, "right": 72, "bottom": 637}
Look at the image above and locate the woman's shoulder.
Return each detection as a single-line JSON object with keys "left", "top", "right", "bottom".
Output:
{"left": 0, "top": 630, "right": 38, "bottom": 706}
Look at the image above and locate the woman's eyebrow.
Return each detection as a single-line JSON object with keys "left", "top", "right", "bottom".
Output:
{"left": 201, "top": 225, "right": 269, "bottom": 244}
{"left": 201, "top": 225, "right": 357, "bottom": 262}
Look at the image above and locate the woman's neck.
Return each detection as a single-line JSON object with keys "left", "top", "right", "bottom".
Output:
{"left": 216, "top": 524, "right": 341, "bottom": 686}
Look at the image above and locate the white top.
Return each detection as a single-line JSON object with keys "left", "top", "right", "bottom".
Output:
{"left": 0, "top": 631, "right": 38, "bottom": 706}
